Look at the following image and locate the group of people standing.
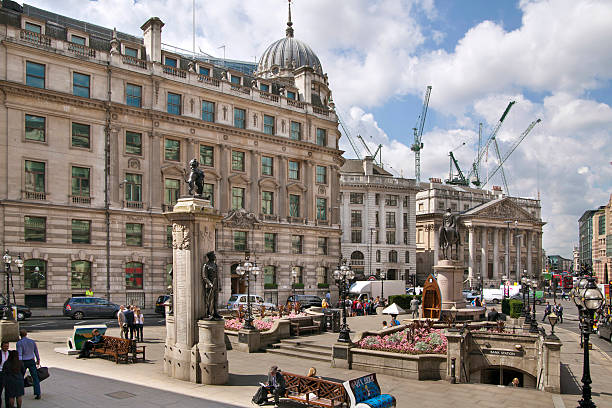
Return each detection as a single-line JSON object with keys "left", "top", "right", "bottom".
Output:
{"left": 117, "top": 305, "right": 145, "bottom": 342}
{"left": 0, "top": 330, "right": 42, "bottom": 407}
{"left": 542, "top": 301, "right": 564, "bottom": 323}
{"left": 345, "top": 297, "right": 384, "bottom": 316}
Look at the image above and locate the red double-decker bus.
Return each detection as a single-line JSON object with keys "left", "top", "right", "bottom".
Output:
{"left": 551, "top": 273, "right": 573, "bottom": 290}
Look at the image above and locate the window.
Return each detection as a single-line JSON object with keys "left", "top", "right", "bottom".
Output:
{"left": 405, "top": 251, "right": 410, "bottom": 263}
{"left": 71, "top": 260, "right": 91, "bottom": 289}
{"left": 24, "top": 216, "right": 45, "bottom": 242}
{"left": 375, "top": 194, "right": 380, "bottom": 205}
{"left": 126, "top": 131, "right": 142, "bottom": 155}
{"left": 25, "top": 160, "right": 45, "bottom": 194}
{"left": 126, "top": 83, "right": 142, "bottom": 107}
{"left": 418, "top": 203, "right": 424, "bottom": 212}
{"left": 165, "top": 56, "right": 177, "bottom": 67}
{"left": 125, "top": 173, "right": 142, "bottom": 202}
{"left": 317, "top": 237, "right": 328, "bottom": 255}
{"left": 464, "top": 204, "right": 469, "bottom": 210}
{"left": 232, "top": 151, "right": 245, "bottom": 171}
{"left": 385, "top": 195, "right": 398, "bottom": 206}
{"left": 24, "top": 259, "right": 46, "bottom": 289}
{"left": 316, "top": 267, "right": 328, "bottom": 285}
{"left": 288, "top": 160, "right": 299, "bottom": 180}
{"left": 376, "top": 250, "right": 381, "bottom": 262}
{"left": 451, "top": 203, "right": 457, "bottom": 211}
{"left": 202, "top": 100, "right": 215, "bottom": 122}
{"left": 70, "top": 35, "right": 86, "bottom": 45}
{"left": 316, "top": 198, "right": 327, "bottom": 221}
{"left": 72, "top": 220, "right": 91, "bottom": 244}
{"left": 164, "top": 179, "right": 180, "bottom": 206}
{"left": 203, "top": 183, "right": 214, "bottom": 205}
{"left": 316, "top": 128, "right": 327, "bottom": 146}
{"left": 126, "top": 223, "right": 143, "bottom": 246}
{"left": 261, "top": 156, "right": 273, "bottom": 176}
{"left": 264, "top": 233, "right": 276, "bottom": 252}
{"left": 25, "top": 22, "right": 41, "bottom": 33}
{"left": 388, "top": 250, "right": 398, "bottom": 263}
{"left": 125, "top": 262, "right": 143, "bottom": 290}
{"left": 386, "top": 212, "right": 396, "bottom": 229}
{"left": 167, "top": 225, "right": 172, "bottom": 248}
{"left": 71, "top": 123, "right": 90, "bottom": 148}
{"left": 316, "top": 165, "right": 327, "bottom": 184}
{"left": 438, "top": 201, "right": 445, "bottom": 210}
{"left": 73, "top": 72, "right": 90, "bottom": 98}
{"left": 290, "top": 121, "right": 301, "bottom": 140}
{"left": 230, "top": 75, "right": 241, "bottom": 85}
{"left": 200, "top": 145, "right": 214, "bottom": 167}
{"left": 350, "top": 193, "right": 363, "bottom": 204}
{"left": 289, "top": 194, "right": 300, "bottom": 217}
{"left": 164, "top": 139, "right": 180, "bottom": 161}
{"left": 403, "top": 213, "right": 408, "bottom": 228}
{"left": 232, "top": 187, "right": 245, "bottom": 209}
{"left": 167, "top": 92, "right": 181, "bottom": 115}
{"left": 199, "top": 66, "right": 210, "bottom": 76}
{"left": 234, "top": 108, "right": 246, "bottom": 128}
{"left": 291, "top": 235, "right": 303, "bottom": 254}
{"left": 26, "top": 61, "right": 45, "bottom": 88}
{"left": 351, "top": 230, "right": 362, "bottom": 243}
{"left": 25, "top": 114, "right": 45, "bottom": 141}
{"left": 375, "top": 212, "right": 379, "bottom": 227}
{"left": 286, "top": 90, "right": 296, "bottom": 100}
{"left": 234, "top": 231, "right": 247, "bottom": 251}
{"left": 292, "top": 266, "right": 303, "bottom": 285}
{"left": 71, "top": 166, "right": 90, "bottom": 197}
{"left": 386, "top": 230, "right": 396, "bottom": 245}
{"left": 262, "top": 191, "right": 273, "bottom": 215}
{"left": 124, "top": 47, "right": 138, "bottom": 58}
{"left": 403, "top": 196, "right": 409, "bottom": 207}
{"left": 599, "top": 215, "right": 606, "bottom": 235}
{"left": 351, "top": 210, "right": 362, "bottom": 227}
{"left": 260, "top": 83, "right": 270, "bottom": 92}
{"left": 264, "top": 265, "right": 276, "bottom": 286}
{"left": 403, "top": 231, "right": 408, "bottom": 245}
{"left": 263, "top": 115, "right": 275, "bottom": 135}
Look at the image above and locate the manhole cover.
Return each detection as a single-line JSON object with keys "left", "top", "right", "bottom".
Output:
{"left": 105, "top": 391, "right": 136, "bottom": 399}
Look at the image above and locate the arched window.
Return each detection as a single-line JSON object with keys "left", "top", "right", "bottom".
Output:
{"left": 388, "top": 250, "right": 398, "bottom": 263}
{"left": 71, "top": 260, "right": 91, "bottom": 289}
{"left": 126, "top": 261, "right": 143, "bottom": 289}
{"left": 264, "top": 266, "right": 277, "bottom": 289}
{"left": 316, "top": 266, "right": 328, "bottom": 286}
{"left": 24, "top": 259, "right": 46, "bottom": 289}
{"left": 350, "top": 251, "right": 364, "bottom": 263}
{"left": 291, "top": 266, "right": 303, "bottom": 286}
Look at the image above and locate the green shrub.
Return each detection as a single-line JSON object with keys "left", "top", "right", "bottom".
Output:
{"left": 264, "top": 283, "right": 278, "bottom": 289}
{"left": 501, "top": 298, "right": 510, "bottom": 315}
{"left": 388, "top": 294, "right": 412, "bottom": 310}
{"left": 509, "top": 300, "right": 523, "bottom": 318}
{"left": 292, "top": 283, "right": 304, "bottom": 289}
{"left": 317, "top": 283, "right": 330, "bottom": 289}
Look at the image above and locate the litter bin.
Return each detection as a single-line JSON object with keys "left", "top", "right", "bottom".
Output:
{"left": 325, "top": 309, "right": 341, "bottom": 333}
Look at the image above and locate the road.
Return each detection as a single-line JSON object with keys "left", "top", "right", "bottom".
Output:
{"left": 20, "top": 313, "right": 167, "bottom": 331}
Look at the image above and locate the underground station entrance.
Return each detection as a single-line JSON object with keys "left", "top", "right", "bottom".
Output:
{"left": 478, "top": 366, "right": 535, "bottom": 388}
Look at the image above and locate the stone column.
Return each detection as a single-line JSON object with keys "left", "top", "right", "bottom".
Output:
{"left": 468, "top": 226, "right": 474, "bottom": 284}
{"left": 505, "top": 226, "right": 510, "bottom": 279}
{"left": 526, "top": 230, "right": 533, "bottom": 277}
{"left": 186, "top": 138, "right": 196, "bottom": 163}
{"left": 481, "top": 227, "right": 487, "bottom": 282}
{"left": 493, "top": 227, "right": 499, "bottom": 282}
{"left": 516, "top": 229, "right": 521, "bottom": 283}
{"left": 149, "top": 132, "right": 162, "bottom": 210}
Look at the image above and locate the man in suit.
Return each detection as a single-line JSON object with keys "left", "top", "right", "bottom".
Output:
{"left": 0, "top": 341, "right": 10, "bottom": 407}
{"left": 266, "top": 365, "right": 286, "bottom": 408}
{"left": 124, "top": 306, "right": 135, "bottom": 340}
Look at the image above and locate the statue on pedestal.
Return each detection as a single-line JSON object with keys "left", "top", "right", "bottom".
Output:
{"left": 439, "top": 208, "right": 461, "bottom": 260}
{"left": 202, "top": 251, "right": 221, "bottom": 320}
{"left": 185, "top": 159, "right": 204, "bottom": 198}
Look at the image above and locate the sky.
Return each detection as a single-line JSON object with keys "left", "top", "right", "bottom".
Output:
{"left": 23, "top": 0, "right": 612, "bottom": 258}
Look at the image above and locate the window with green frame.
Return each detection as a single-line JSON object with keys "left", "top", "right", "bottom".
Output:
{"left": 316, "top": 198, "right": 327, "bottom": 221}
{"left": 164, "top": 178, "right": 180, "bottom": 206}
{"left": 200, "top": 145, "right": 214, "bottom": 166}
{"left": 202, "top": 100, "right": 215, "bottom": 122}
{"left": 24, "top": 160, "right": 45, "bottom": 193}
{"left": 234, "top": 108, "right": 246, "bottom": 129}
{"left": 264, "top": 265, "right": 276, "bottom": 287}
{"left": 70, "top": 35, "right": 86, "bottom": 45}
{"left": 289, "top": 194, "right": 300, "bottom": 217}
{"left": 125, "top": 131, "right": 142, "bottom": 155}
{"left": 71, "top": 123, "right": 90, "bottom": 148}
{"left": 262, "top": 191, "right": 273, "bottom": 215}
{"left": 164, "top": 139, "right": 180, "bottom": 161}
{"left": 263, "top": 115, "right": 274, "bottom": 135}
{"left": 317, "top": 237, "right": 328, "bottom": 255}
{"left": 25, "top": 114, "right": 45, "bottom": 141}
{"left": 231, "top": 187, "right": 245, "bottom": 209}
{"left": 233, "top": 231, "right": 247, "bottom": 251}
{"left": 125, "top": 261, "right": 144, "bottom": 289}
{"left": 290, "top": 121, "right": 301, "bottom": 140}
{"left": 71, "top": 219, "right": 91, "bottom": 244}
{"left": 24, "top": 216, "right": 46, "bottom": 242}
{"left": 288, "top": 160, "right": 299, "bottom": 180}
{"left": 26, "top": 61, "right": 45, "bottom": 88}
{"left": 291, "top": 235, "right": 303, "bottom": 254}
{"left": 73, "top": 72, "right": 90, "bottom": 98}
{"left": 316, "top": 165, "right": 327, "bottom": 184}
{"left": 203, "top": 183, "right": 214, "bottom": 205}
{"left": 126, "top": 223, "right": 143, "bottom": 246}
{"left": 126, "top": 83, "right": 142, "bottom": 107}
{"left": 125, "top": 173, "right": 142, "bottom": 202}
{"left": 25, "top": 22, "right": 41, "bottom": 33}
{"left": 71, "top": 166, "right": 90, "bottom": 197}
{"left": 24, "top": 259, "right": 46, "bottom": 289}
{"left": 231, "top": 151, "right": 245, "bottom": 171}
{"left": 264, "top": 233, "right": 276, "bottom": 252}
{"left": 261, "top": 156, "right": 273, "bottom": 176}
{"left": 316, "top": 128, "right": 326, "bottom": 146}
{"left": 71, "top": 260, "right": 91, "bottom": 289}
{"left": 167, "top": 225, "right": 173, "bottom": 248}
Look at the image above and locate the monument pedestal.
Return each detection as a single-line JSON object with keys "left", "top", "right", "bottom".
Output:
{"left": 198, "top": 319, "right": 229, "bottom": 384}
{"left": 435, "top": 260, "right": 485, "bottom": 321}
{"left": 0, "top": 320, "right": 19, "bottom": 342}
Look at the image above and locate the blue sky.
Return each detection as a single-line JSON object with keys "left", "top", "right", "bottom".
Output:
{"left": 24, "top": 0, "right": 612, "bottom": 258}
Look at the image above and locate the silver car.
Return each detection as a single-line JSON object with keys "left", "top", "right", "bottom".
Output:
{"left": 227, "top": 294, "right": 276, "bottom": 311}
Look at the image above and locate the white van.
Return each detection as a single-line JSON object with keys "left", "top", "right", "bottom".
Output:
{"left": 483, "top": 288, "right": 503, "bottom": 304}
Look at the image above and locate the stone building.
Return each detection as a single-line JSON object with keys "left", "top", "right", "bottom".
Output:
{"left": 591, "top": 195, "right": 611, "bottom": 284}
{"left": 415, "top": 179, "right": 544, "bottom": 288}
{"left": 0, "top": 3, "right": 342, "bottom": 309}
{"left": 339, "top": 157, "right": 418, "bottom": 283}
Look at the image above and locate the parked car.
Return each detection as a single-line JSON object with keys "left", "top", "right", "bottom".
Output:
{"left": 509, "top": 293, "right": 543, "bottom": 305}
{"left": 462, "top": 290, "right": 480, "bottom": 302}
{"left": 0, "top": 295, "right": 32, "bottom": 321}
{"left": 63, "top": 297, "right": 120, "bottom": 319}
{"left": 227, "top": 294, "right": 276, "bottom": 311}
{"left": 286, "top": 295, "right": 323, "bottom": 310}
{"left": 155, "top": 294, "right": 171, "bottom": 315}
{"left": 597, "top": 315, "right": 612, "bottom": 342}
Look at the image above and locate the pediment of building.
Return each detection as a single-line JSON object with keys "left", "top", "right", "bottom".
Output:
{"left": 466, "top": 198, "right": 537, "bottom": 222}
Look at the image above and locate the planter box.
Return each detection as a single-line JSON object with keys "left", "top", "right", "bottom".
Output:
{"left": 224, "top": 318, "right": 291, "bottom": 352}
{"left": 351, "top": 348, "right": 446, "bottom": 380}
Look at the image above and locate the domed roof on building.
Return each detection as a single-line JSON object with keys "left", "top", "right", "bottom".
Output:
{"left": 257, "top": 2, "right": 323, "bottom": 76}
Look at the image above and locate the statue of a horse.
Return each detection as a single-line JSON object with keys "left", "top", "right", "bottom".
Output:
{"left": 439, "top": 225, "right": 461, "bottom": 260}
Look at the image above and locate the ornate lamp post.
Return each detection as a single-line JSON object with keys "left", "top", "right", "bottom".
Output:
{"left": 235, "top": 251, "right": 260, "bottom": 330}
{"left": 380, "top": 269, "right": 386, "bottom": 306}
{"left": 291, "top": 266, "right": 298, "bottom": 311}
{"left": 529, "top": 278, "right": 538, "bottom": 333}
{"left": 2, "top": 251, "right": 21, "bottom": 320}
{"left": 333, "top": 260, "right": 355, "bottom": 343}
{"left": 573, "top": 273, "right": 590, "bottom": 348}
{"left": 576, "top": 275, "right": 604, "bottom": 408}
{"left": 521, "top": 274, "right": 529, "bottom": 320}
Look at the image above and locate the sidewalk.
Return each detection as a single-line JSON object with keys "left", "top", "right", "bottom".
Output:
{"left": 21, "top": 315, "right": 612, "bottom": 408}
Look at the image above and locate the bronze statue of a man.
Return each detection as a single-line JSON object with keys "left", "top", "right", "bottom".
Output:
{"left": 185, "top": 158, "right": 204, "bottom": 197}
{"left": 202, "top": 251, "right": 221, "bottom": 320}
{"left": 439, "top": 208, "right": 461, "bottom": 260}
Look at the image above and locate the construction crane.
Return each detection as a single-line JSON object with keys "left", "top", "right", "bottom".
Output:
{"left": 356, "top": 134, "right": 383, "bottom": 167}
{"left": 337, "top": 112, "right": 362, "bottom": 159}
{"left": 446, "top": 142, "right": 468, "bottom": 186}
{"left": 410, "top": 85, "right": 432, "bottom": 183}
{"left": 482, "top": 118, "right": 542, "bottom": 194}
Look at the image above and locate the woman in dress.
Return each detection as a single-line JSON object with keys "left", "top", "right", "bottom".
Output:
{"left": 134, "top": 308, "right": 144, "bottom": 342}
{"left": 2, "top": 350, "right": 25, "bottom": 408}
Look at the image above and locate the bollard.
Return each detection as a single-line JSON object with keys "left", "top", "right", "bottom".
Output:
{"left": 450, "top": 357, "right": 456, "bottom": 384}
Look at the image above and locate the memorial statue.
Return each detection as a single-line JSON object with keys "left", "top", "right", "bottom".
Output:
{"left": 439, "top": 208, "right": 461, "bottom": 260}
{"left": 185, "top": 159, "right": 204, "bottom": 197}
{"left": 202, "top": 251, "right": 221, "bottom": 319}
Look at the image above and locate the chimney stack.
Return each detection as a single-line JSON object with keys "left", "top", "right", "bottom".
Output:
{"left": 141, "top": 17, "right": 164, "bottom": 63}
{"left": 363, "top": 156, "right": 374, "bottom": 176}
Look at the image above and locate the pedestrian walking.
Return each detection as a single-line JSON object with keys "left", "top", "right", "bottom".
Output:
{"left": 117, "top": 305, "right": 127, "bottom": 339}
{"left": 16, "top": 329, "right": 40, "bottom": 400}
{"left": 556, "top": 303, "right": 564, "bottom": 323}
{"left": 134, "top": 308, "right": 144, "bottom": 342}
{"left": 2, "top": 351, "right": 24, "bottom": 408}
{"left": 124, "top": 306, "right": 135, "bottom": 340}
{"left": 325, "top": 291, "right": 331, "bottom": 305}
{"left": 0, "top": 341, "right": 11, "bottom": 408}
{"left": 410, "top": 297, "right": 420, "bottom": 319}
{"left": 542, "top": 302, "right": 551, "bottom": 322}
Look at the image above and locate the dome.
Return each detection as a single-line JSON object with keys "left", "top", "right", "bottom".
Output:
{"left": 257, "top": 2, "right": 323, "bottom": 76}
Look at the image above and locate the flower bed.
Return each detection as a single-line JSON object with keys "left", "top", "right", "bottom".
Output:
{"left": 358, "top": 324, "right": 447, "bottom": 354}
{"left": 224, "top": 313, "right": 307, "bottom": 332}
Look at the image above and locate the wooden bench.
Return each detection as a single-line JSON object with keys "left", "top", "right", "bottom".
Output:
{"left": 290, "top": 316, "right": 320, "bottom": 336}
{"left": 91, "top": 336, "right": 145, "bottom": 364}
{"left": 281, "top": 371, "right": 348, "bottom": 407}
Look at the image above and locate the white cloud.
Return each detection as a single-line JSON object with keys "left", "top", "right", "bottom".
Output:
{"left": 577, "top": 167, "right": 589, "bottom": 175}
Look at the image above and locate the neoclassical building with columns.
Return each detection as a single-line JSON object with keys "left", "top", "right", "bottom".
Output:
{"left": 416, "top": 179, "right": 544, "bottom": 287}
{"left": 0, "top": 3, "right": 342, "bottom": 309}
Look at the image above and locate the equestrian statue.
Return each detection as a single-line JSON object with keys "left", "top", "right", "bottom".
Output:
{"left": 438, "top": 208, "right": 461, "bottom": 260}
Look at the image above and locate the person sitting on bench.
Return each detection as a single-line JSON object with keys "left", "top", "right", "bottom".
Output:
{"left": 267, "top": 365, "right": 286, "bottom": 408}
{"left": 77, "top": 329, "right": 102, "bottom": 359}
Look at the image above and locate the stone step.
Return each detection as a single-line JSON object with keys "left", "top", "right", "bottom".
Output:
{"left": 274, "top": 343, "right": 331, "bottom": 357}
{"left": 278, "top": 339, "right": 334, "bottom": 352}
{"left": 265, "top": 347, "right": 331, "bottom": 363}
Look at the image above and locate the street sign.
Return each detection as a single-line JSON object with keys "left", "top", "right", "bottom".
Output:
{"left": 368, "top": 275, "right": 376, "bottom": 281}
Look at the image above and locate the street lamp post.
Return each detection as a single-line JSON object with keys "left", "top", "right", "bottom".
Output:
{"left": 235, "top": 251, "right": 260, "bottom": 330}
{"left": 529, "top": 278, "right": 538, "bottom": 333}
{"left": 291, "top": 267, "right": 298, "bottom": 311}
{"left": 380, "top": 270, "right": 386, "bottom": 306}
{"left": 2, "top": 251, "right": 22, "bottom": 320}
{"left": 333, "top": 260, "right": 355, "bottom": 343}
{"left": 521, "top": 274, "right": 528, "bottom": 319}
{"left": 478, "top": 273, "right": 483, "bottom": 303}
